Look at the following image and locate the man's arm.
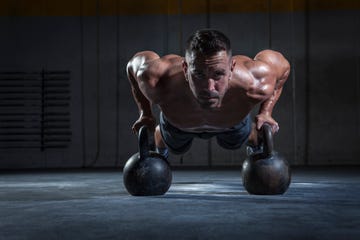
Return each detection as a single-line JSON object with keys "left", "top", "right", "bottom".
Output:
{"left": 254, "top": 50, "right": 290, "bottom": 132}
{"left": 126, "top": 51, "right": 160, "bottom": 133}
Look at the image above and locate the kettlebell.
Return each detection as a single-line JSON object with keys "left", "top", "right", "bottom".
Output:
{"left": 242, "top": 123, "right": 291, "bottom": 195}
{"left": 123, "top": 125, "right": 172, "bottom": 196}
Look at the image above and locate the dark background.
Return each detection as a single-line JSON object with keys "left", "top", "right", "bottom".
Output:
{"left": 0, "top": 0, "right": 359, "bottom": 169}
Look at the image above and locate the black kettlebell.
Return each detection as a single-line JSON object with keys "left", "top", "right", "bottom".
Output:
{"left": 123, "top": 126, "right": 172, "bottom": 196}
{"left": 242, "top": 123, "right": 291, "bottom": 195}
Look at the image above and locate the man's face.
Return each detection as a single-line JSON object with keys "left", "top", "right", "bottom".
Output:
{"left": 183, "top": 50, "right": 235, "bottom": 110}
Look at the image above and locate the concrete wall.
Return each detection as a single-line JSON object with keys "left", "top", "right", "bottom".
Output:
{"left": 0, "top": 0, "right": 359, "bottom": 168}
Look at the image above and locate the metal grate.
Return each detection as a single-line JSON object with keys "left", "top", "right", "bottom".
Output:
{"left": 0, "top": 70, "right": 71, "bottom": 151}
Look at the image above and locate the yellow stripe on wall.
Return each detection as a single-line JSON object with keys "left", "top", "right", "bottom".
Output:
{"left": 0, "top": 0, "right": 359, "bottom": 16}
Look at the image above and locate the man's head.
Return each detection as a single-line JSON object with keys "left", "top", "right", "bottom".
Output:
{"left": 183, "top": 29, "right": 235, "bottom": 109}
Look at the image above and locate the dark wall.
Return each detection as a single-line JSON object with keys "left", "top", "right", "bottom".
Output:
{"left": 0, "top": 0, "right": 359, "bottom": 168}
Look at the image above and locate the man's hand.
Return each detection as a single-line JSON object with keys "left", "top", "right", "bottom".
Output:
{"left": 132, "top": 115, "right": 156, "bottom": 134}
{"left": 255, "top": 113, "right": 279, "bottom": 133}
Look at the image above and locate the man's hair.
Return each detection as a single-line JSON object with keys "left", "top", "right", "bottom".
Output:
{"left": 185, "top": 29, "right": 232, "bottom": 58}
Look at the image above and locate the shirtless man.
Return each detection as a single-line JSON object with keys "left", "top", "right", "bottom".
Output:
{"left": 127, "top": 29, "right": 290, "bottom": 159}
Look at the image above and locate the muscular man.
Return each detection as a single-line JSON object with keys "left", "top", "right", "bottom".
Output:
{"left": 127, "top": 29, "right": 290, "bottom": 159}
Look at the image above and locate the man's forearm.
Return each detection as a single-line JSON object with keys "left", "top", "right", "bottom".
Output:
{"left": 258, "top": 87, "right": 283, "bottom": 116}
{"left": 128, "top": 69, "right": 153, "bottom": 117}
{"left": 131, "top": 86, "right": 153, "bottom": 117}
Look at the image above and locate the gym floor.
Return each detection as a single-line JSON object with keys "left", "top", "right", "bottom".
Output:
{"left": 0, "top": 167, "right": 359, "bottom": 240}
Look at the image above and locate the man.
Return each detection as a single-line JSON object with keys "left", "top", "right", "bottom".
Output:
{"left": 127, "top": 29, "right": 290, "bottom": 159}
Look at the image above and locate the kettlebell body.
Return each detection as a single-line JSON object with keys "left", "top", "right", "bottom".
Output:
{"left": 242, "top": 151, "right": 290, "bottom": 195}
{"left": 123, "top": 151, "right": 172, "bottom": 196}
{"left": 242, "top": 123, "right": 291, "bottom": 195}
{"left": 123, "top": 126, "right": 172, "bottom": 196}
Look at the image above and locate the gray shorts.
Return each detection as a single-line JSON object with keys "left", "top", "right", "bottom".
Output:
{"left": 159, "top": 112, "right": 252, "bottom": 154}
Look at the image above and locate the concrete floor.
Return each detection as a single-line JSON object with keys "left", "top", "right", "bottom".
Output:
{"left": 0, "top": 167, "right": 359, "bottom": 240}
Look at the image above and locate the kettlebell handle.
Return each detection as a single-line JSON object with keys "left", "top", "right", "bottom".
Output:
{"left": 138, "top": 125, "right": 150, "bottom": 159}
{"left": 262, "top": 123, "right": 274, "bottom": 157}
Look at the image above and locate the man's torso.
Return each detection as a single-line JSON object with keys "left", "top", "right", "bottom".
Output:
{"left": 138, "top": 54, "right": 274, "bottom": 132}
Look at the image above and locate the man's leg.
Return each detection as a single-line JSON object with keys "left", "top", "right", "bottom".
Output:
{"left": 157, "top": 112, "right": 194, "bottom": 158}
{"left": 155, "top": 125, "right": 169, "bottom": 159}
{"left": 216, "top": 115, "right": 251, "bottom": 150}
{"left": 246, "top": 123, "right": 258, "bottom": 147}
{"left": 246, "top": 122, "right": 263, "bottom": 155}
{"left": 215, "top": 115, "right": 262, "bottom": 155}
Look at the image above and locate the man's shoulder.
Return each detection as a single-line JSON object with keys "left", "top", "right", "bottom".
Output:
{"left": 231, "top": 53, "right": 276, "bottom": 96}
{"left": 253, "top": 49, "right": 290, "bottom": 79}
{"left": 160, "top": 54, "right": 183, "bottom": 61}
{"left": 233, "top": 50, "right": 287, "bottom": 64}
{"left": 141, "top": 54, "right": 183, "bottom": 76}
{"left": 254, "top": 50, "right": 288, "bottom": 67}
{"left": 134, "top": 53, "right": 184, "bottom": 90}
{"left": 255, "top": 49, "right": 284, "bottom": 59}
{"left": 232, "top": 54, "right": 274, "bottom": 79}
{"left": 232, "top": 55, "right": 253, "bottom": 64}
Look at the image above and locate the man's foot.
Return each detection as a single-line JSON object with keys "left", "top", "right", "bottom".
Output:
{"left": 246, "top": 145, "right": 263, "bottom": 156}
{"left": 156, "top": 147, "right": 169, "bottom": 160}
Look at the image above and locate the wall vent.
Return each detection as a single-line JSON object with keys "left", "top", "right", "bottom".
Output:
{"left": 0, "top": 70, "right": 71, "bottom": 151}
